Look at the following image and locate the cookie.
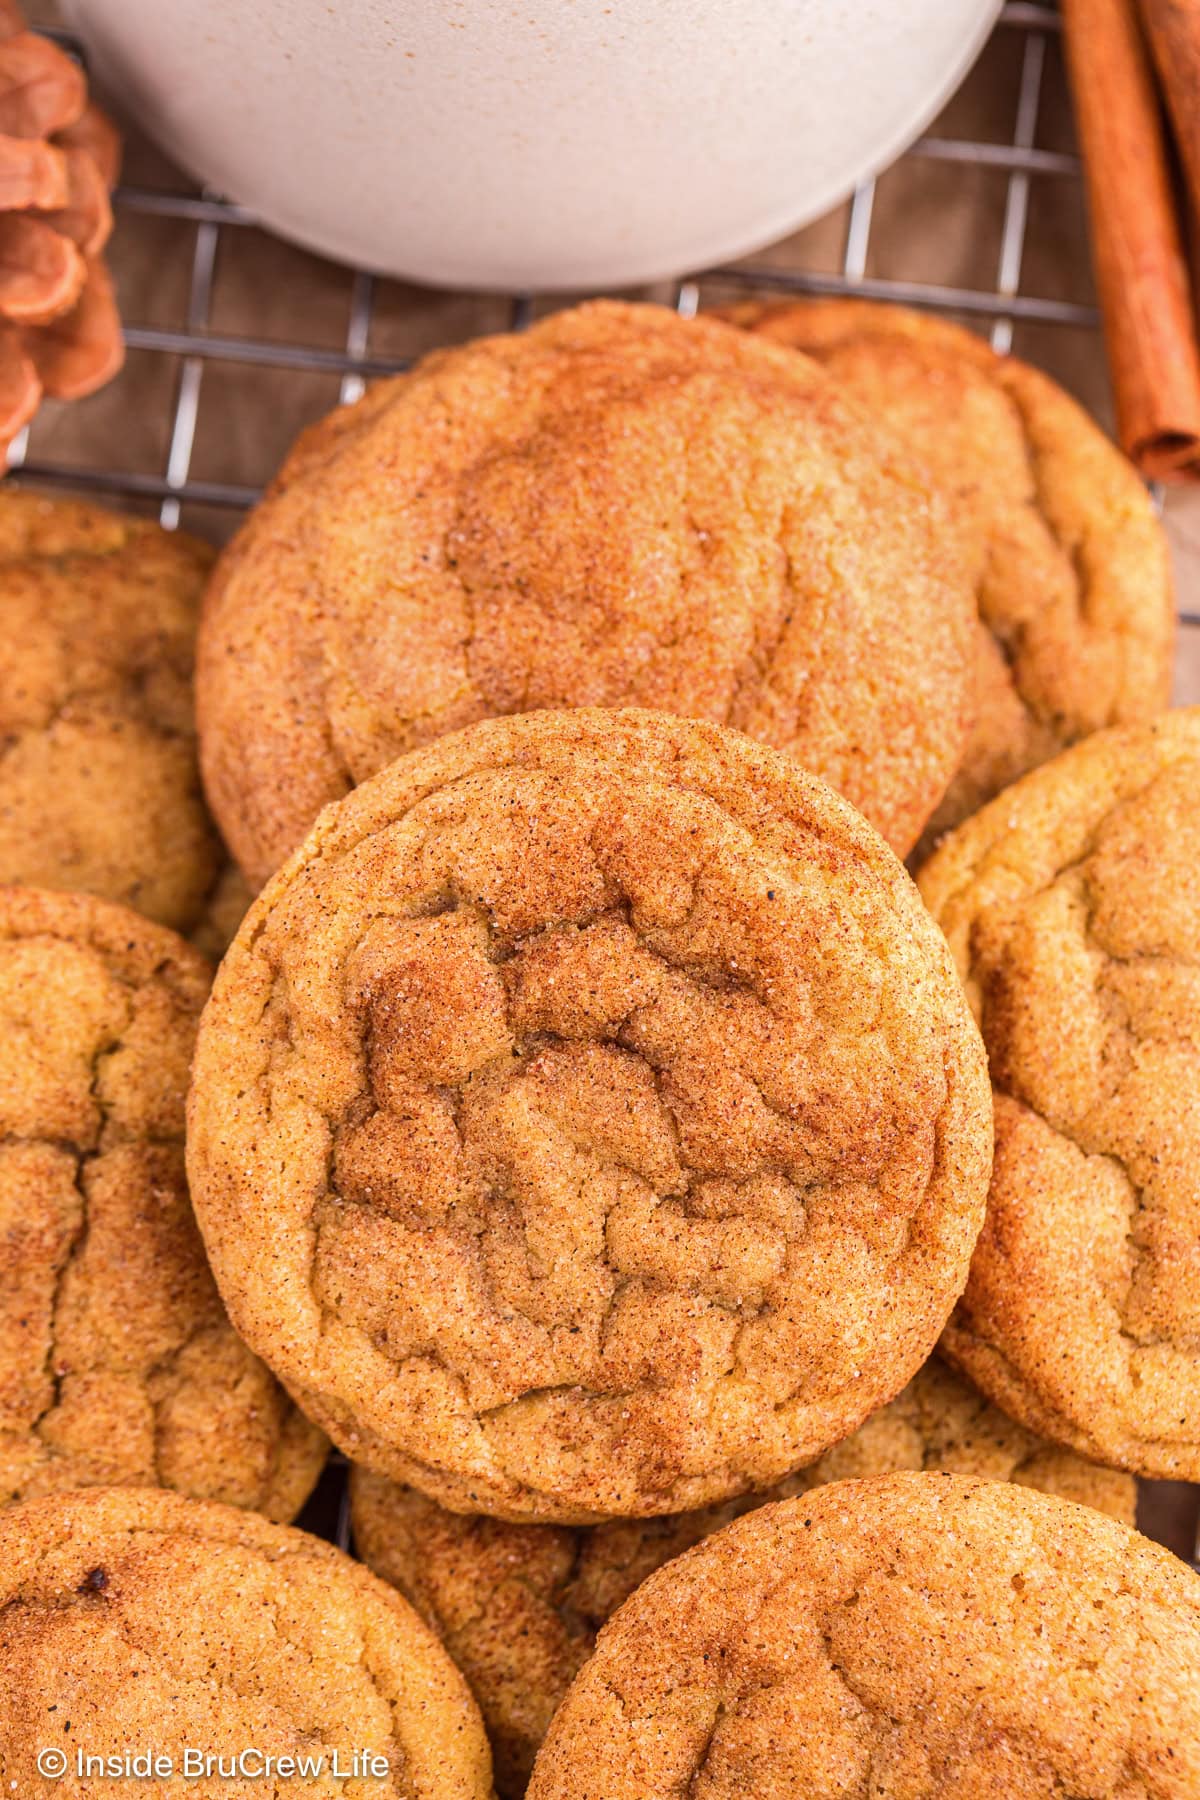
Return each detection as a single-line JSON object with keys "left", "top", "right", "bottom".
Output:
{"left": 0, "top": 1486, "right": 493, "bottom": 1799}
{"left": 0, "top": 885, "right": 327, "bottom": 1517}
{"left": 0, "top": 489, "right": 225, "bottom": 934}
{"left": 196, "top": 298, "right": 975, "bottom": 888}
{"left": 188, "top": 860, "right": 253, "bottom": 962}
{"left": 351, "top": 1357, "right": 1136, "bottom": 1797}
{"left": 920, "top": 710, "right": 1200, "bottom": 1481}
{"left": 526, "top": 1472, "right": 1200, "bottom": 1800}
{"left": 725, "top": 298, "right": 1174, "bottom": 847}
{"left": 187, "top": 708, "right": 992, "bottom": 1522}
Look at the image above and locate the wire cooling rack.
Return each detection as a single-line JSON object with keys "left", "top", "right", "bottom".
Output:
{"left": 11, "top": 2, "right": 1096, "bottom": 525}
{"left": 15, "top": 2, "right": 1200, "bottom": 1568}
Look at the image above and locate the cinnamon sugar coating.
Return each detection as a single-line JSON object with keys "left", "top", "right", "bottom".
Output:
{"left": 0, "top": 885, "right": 327, "bottom": 1517}
{"left": 188, "top": 709, "right": 991, "bottom": 1523}
{"left": 922, "top": 710, "right": 1200, "bottom": 1478}
{"left": 196, "top": 300, "right": 974, "bottom": 887}
{"left": 527, "top": 1474, "right": 1200, "bottom": 1800}
{"left": 352, "top": 1358, "right": 1135, "bottom": 1797}
{"left": 0, "top": 492, "right": 224, "bottom": 935}
{"left": 726, "top": 298, "right": 1174, "bottom": 850}
{"left": 0, "top": 1487, "right": 493, "bottom": 1799}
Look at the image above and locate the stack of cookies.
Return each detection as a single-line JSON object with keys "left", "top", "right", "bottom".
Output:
{"left": 1, "top": 297, "right": 1196, "bottom": 1798}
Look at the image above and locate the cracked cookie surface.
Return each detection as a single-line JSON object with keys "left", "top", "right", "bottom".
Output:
{"left": 0, "top": 885, "right": 327, "bottom": 1518}
{"left": 0, "top": 1486, "right": 493, "bottom": 1799}
{"left": 187, "top": 709, "right": 992, "bottom": 1523}
{"left": 0, "top": 491, "right": 227, "bottom": 935}
{"left": 725, "top": 299, "right": 1174, "bottom": 851}
{"left": 196, "top": 299, "right": 974, "bottom": 889}
{"left": 351, "top": 1357, "right": 1135, "bottom": 1797}
{"left": 921, "top": 711, "right": 1200, "bottom": 1479}
{"left": 526, "top": 1472, "right": 1200, "bottom": 1800}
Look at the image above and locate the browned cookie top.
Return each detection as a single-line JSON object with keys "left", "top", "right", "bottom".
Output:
{"left": 526, "top": 1473, "right": 1200, "bottom": 1800}
{"left": 921, "top": 710, "right": 1200, "bottom": 1479}
{"left": 351, "top": 1357, "right": 1136, "bottom": 1798}
{"left": 0, "top": 491, "right": 224, "bottom": 933}
{"left": 725, "top": 298, "right": 1174, "bottom": 849}
{"left": 196, "top": 299, "right": 974, "bottom": 888}
{"left": 0, "top": 1487, "right": 493, "bottom": 1799}
{"left": 188, "top": 709, "right": 992, "bottom": 1523}
{"left": 0, "top": 885, "right": 327, "bottom": 1517}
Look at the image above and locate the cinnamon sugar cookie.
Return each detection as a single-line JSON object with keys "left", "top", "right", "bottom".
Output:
{"left": 0, "top": 1487, "right": 493, "bottom": 1799}
{"left": 196, "top": 299, "right": 974, "bottom": 886}
{"left": 726, "top": 298, "right": 1173, "bottom": 847}
{"left": 0, "top": 490, "right": 226, "bottom": 932}
{"left": 527, "top": 1473, "right": 1200, "bottom": 1800}
{"left": 0, "top": 885, "right": 326, "bottom": 1517}
{"left": 187, "top": 709, "right": 992, "bottom": 1523}
{"left": 351, "top": 1358, "right": 1135, "bottom": 1797}
{"left": 922, "top": 710, "right": 1200, "bottom": 1479}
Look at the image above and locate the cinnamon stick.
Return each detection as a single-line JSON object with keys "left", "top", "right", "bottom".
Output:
{"left": 1138, "top": 2, "right": 1200, "bottom": 219}
{"left": 1062, "top": 0, "right": 1200, "bottom": 478}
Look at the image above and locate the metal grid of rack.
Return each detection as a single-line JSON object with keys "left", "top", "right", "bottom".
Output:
{"left": 15, "top": 2, "right": 1200, "bottom": 1566}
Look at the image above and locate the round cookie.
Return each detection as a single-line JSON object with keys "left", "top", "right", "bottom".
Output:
{"left": 0, "top": 1486, "right": 493, "bottom": 1799}
{"left": 0, "top": 489, "right": 226, "bottom": 934}
{"left": 0, "top": 885, "right": 327, "bottom": 1518}
{"left": 351, "top": 1357, "right": 1136, "bottom": 1798}
{"left": 724, "top": 297, "right": 1174, "bottom": 847}
{"left": 187, "top": 708, "right": 993, "bottom": 1523}
{"left": 196, "top": 298, "right": 975, "bottom": 888}
{"left": 527, "top": 1472, "right": 1200, "bottom": 1800}
{"left": 920, "top": 710, "right": 1200, "bottom": 1481}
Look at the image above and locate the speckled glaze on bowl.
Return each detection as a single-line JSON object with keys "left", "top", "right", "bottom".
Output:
{"left": 65, "top": 0, "right": 1002, "bottom": 291}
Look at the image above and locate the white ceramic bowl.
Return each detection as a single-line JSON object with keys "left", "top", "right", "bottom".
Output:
{"left": 66, "top": 0, "right": 1003, "bottom": 292}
